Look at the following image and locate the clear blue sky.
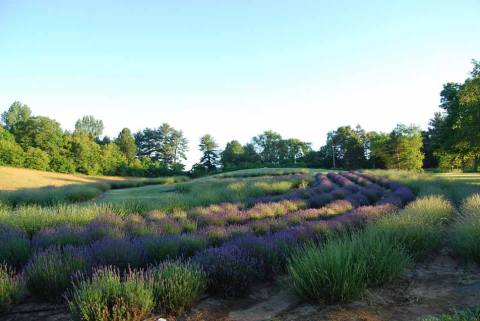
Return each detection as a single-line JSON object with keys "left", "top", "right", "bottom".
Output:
{"left": 1, "top": 1, "right": 479, "bottom": 167}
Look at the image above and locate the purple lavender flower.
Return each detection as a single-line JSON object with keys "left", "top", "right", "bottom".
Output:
{"left": 89, "top": 237, "right": 144, "bottom": 269}
{"left": 192, "top": 244, "right": 264, "bottom": 297}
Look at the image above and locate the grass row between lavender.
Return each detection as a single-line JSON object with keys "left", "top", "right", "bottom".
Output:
{"left": 0, "top": 176, "right": 188, "bottom": 207}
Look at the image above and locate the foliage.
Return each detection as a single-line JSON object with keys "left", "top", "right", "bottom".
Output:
{"left": 149, "top": 261, "right": 206, "bottom": 314}
{"left": 25, "top": 246, "right": 89, "bottom": 301}
{"left": 0, "top": 264, "right": 24, "bottom": 311}
{"left": 74, "top": 115, "right": 104, "bottom": 138}
{"left": 198, "top": 134, "right": 220, "bottom": 172}
{"left": 451, "top": 194, "right": 480, "bottom": 262}
{"left": 0, "top": 224, "right": 31, "bottom": 268}
{"left": 69, "top": 267, "right": 154, "bottom": 321}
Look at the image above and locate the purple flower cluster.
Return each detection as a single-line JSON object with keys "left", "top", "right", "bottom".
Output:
{"left": 193, "top": 244, "right": 264, "bottom": 297}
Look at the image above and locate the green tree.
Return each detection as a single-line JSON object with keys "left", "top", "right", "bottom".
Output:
{"left": 0, "top": 126, "right": 25, "bottom": 166}
{"left": 74, "top": 115, "right": 104, "bottom": 138}
{"left": 221, "top": 140, "right": 245, "bottom": 169}
{"left": 325, "top": 125, "right": 367, "bottom": 169}
{"left": 135, "top": 124, "right": 188, "bottom": 170}
{"left": 199, "top": 134, "right": 219, "bottom": 171}
{"left": 367, "top": 131, "right": 390, "bottom": 169}
{"left": 24, "top": 147, "right": 50, "bottom": 171}
{"left": 71, "top": 133, "right": 102, "bottom": 175}
{"left": 101, "top": 143, "right": 127, "bottom": 175}
{"left": 252, "top": 130, "right": 283, "bottom": 165}
{"left": 1, "top": 101, "right": 32, "bottom": 131}
{"left": 115, "top": 128, "right": 137, "bottom": 162}
{"left": 388, "top": 124, "right": 424, "bottom": 170}
{"left": 14, "top": 116, "right": 64, "bottom": 152}
{"left": 281, "top": 138, "right": 312, "bottom": 165}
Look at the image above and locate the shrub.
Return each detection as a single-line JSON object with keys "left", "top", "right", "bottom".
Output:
{"left": 288, "top": 239, "right": 367, "bottom": 303}
{"left": 0, "top": 264, "right": 24, "bottom": 311}
{"left": 25, "top": 246, "right": 89, "bottom": 301}
{"left": 32, "top": 225, "right": 88, "bottom": 249}
{"left": 451, "top": 194, "right": 480, "bottom": 262}
{"left": 69, "top": 267, "right": 154, "bottom": 321}
{"left": 375, "top": 196, "right": 454, "bottom": 258}
{"left": 137, "top": 234, "right": 181, "bottom": 265}
{"left": 149, "top": 261, "right": 206, "bottom": 314}
{"left": 90, "top": 238, "right": 144, "bottom": 270}
{"left": 0, "top": 224, "right": 31, "bottom": 268}
{"left": 193, "top": 245, "right": 264, "bottom": 297}
{"left": 355, "top": 227, "right": 410, "bottom": 286}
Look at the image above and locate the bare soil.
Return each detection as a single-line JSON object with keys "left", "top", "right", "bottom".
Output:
{"left": 2, "top": 251, "right": 478, "bottom": 321}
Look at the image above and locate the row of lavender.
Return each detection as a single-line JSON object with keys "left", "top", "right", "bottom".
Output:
{"left": 0, "top": 172, "right": 415, "bottom": 303}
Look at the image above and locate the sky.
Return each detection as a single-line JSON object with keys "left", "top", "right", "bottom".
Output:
{"left": 1, "top": 0, "right": 479, "bottom": 168}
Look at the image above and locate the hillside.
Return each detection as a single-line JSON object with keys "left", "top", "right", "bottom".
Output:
{"left": 0, "top": 166, "right": 127, "bottom": 191}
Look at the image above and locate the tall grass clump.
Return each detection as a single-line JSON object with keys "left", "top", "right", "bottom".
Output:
{"left": 25, "top": 246, "right": 89, "bottom": 301}
{"left": 451, "top": 194, "right": 480, "bottom": 262}
{"left": 288, "top": 239, "right": 367, "bottom": 303}
{"left": 355, "top": 227, "right": 410, "bottom": 286}
{"left": 422, "top": 307, "right": 480, "bottom": 321}
{"left": 0, "top": 264, "right": 24, "bottom": 311}
{"left": 0, "top": 224, "right": 31, "bottom": 268}
{"left": 149, "top": 261, "right": 206, "bottom": 315}
{"left": 288, "top": 225, "right": 410, "bottom": 303}
{"left": 69, "top": 267, "right": 154, "bottom": 321}
{"left": 375, "top": 196, "right": 454, "bottom": 258}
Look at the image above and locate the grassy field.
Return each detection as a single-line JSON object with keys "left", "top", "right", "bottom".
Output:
{"left": 0, "top": 166, "right": 127, "bottom": 191}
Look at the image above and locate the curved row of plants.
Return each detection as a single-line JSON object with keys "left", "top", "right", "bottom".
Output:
{"left": 0, "top": 171, "right": 415, "bottom": 320}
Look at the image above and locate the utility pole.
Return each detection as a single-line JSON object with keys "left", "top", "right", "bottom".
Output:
{"left": 332, "top": 144, "right": 336, "bottom": 169}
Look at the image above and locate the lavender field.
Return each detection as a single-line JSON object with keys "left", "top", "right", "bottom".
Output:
{"left": 1, "top": 169, "right": 480, "bottom": 321}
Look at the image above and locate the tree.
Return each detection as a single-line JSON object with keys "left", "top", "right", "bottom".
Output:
{"left": 101, "top": 143, "right": 127, "bottom": 175}
{"left": 281, "top": 138, "right": 312, "bottom": 165}
{"left": 367, "top": 131, "right": 390, "bottom": 169}
{"left": 221, "top": 140, "right": 245, "bottom": 169}
{"left": 1, "top": 101, "right": 31, "bottom": 132}
{"left": 325, "top": 126, "right": 367, "bottom": 169}
{"left": 75, "top": 115, "right": 104, "bottom": 138}
{"left": 14, "top": 116, "right": 63, "bottom": 151}
{"left": 135, "top": 124, "right": 188, "bottom": 170}
{"left": 24, "top": 147, "right": 50, "bottom": 171}
{"left": 71, "top": 133, "right": 102, "bottom": 175}
{"left": 426, "top": 60, "right": 480, "bottom": 171}
{"left": 388, "top": 124, "right": 424, "bottom": 170}
{"left": 0, "top": 126, "right": 25, "bottom": 166}
{"left": 252, "top": 130, "right": 283, "bottom": 165}
{"left": 199, "top": 134, "right": 219, "bottom": 171}
{"left": 115, "top": 128, "right": 137, "bottom": 162}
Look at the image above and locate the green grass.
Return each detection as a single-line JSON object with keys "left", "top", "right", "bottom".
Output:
{"left": 97, "top": 174, "right": 310, "bottom": 212}
{"left": 451, "top": 194, "right": 480, "bottom": 263}
{"left": 216, "top": 167, "right": 319, "bottom": 178}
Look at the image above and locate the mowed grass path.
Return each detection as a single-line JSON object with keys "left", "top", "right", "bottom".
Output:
{"left": 0, "top": 166, "right": 127, "bottom": 191}
{"left": 97, "top": 168, "right": 325, "bottom": 212}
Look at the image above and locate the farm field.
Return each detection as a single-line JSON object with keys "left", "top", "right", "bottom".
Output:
{"left": 0, "top": 168, "right": 479, "bottom": 321}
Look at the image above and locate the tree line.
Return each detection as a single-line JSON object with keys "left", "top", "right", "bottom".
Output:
{"left": 1, "top": 60, "right": 478, "bottom": 176}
